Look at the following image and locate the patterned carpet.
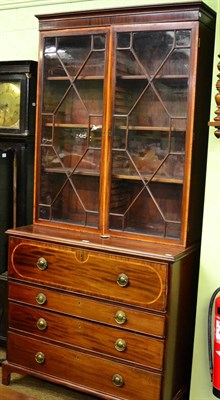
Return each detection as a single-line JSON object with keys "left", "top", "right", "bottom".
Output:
{"left": 0, "top": 348, "right": 97, "bottom": 400}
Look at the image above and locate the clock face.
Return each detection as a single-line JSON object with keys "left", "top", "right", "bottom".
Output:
{"left": 0, "top": 82, "right": 20, "bottom": 129}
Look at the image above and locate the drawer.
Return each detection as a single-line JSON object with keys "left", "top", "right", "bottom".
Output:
{"left": 7, "top": 332, "right": 162, "bottom": 400}
{"left": 9, "top": 303, "right": 164, "bottom": 370}
{"left": 9, "top": 281, "right": 165, "bottom": 337}
{"left": 9, "top": 237, "right": 168, "bottom": 311}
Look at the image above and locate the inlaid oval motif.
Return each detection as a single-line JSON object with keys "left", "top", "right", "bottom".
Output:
{"left": 9, "top": 238, "right": 168, "bottom": 311}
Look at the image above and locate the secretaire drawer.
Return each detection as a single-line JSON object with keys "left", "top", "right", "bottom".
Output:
{"left": 9, "top": 303, "right": 164, "bottom": 370}
{"left": 9, "top": 281, "right": 165, "bottom": 337}
{"left": 7, "top": 332, "right": 162, "bottom": 400}
{"left": 9, "top": 237, "right": 168, "bottom": 311}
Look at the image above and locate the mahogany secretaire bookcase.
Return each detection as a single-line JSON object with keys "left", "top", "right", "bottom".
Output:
{"left": 2, "top": 3, "right": 216, "bottom": 399}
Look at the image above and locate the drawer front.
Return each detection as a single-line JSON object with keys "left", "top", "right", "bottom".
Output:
{"left": 9, "top": 281, "right": 165, "bottom": 337}
{"left": 7, "top": 332, "right": 162, "bottom": 400}
{"left": 9, "top": 303, "right": 164, "bottom": 370}
{"left": 9, "top": 237, "right": 168, "bottom": 311}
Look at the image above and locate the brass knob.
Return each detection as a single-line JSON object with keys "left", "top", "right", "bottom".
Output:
{"left": 112, "top": 374, "right": 124, "bottom": 387}
{"left": 116, "top": 273, "right": 129, "bottom": 287}
{"left": 36, "top": 257, "right": 48, "bottom": 271}
{"left": 114, "top": 338, "right": 127, "bottom": 352}
{"left": 35, "top": 352, "right": 45, "bottom": 364}
{"left": 37, "top": 318, "right": 47, "bottom": 331}
{"left": 36, "top": 293, "right": 47, "bottom": 305}
{"left": 115, "top": 310, "right": 127, "bottom": 325}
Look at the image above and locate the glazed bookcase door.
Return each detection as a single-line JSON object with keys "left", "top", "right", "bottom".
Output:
{"left": 38, "top": 30, "right": 107, "bottom": 228}
{"left": 109, "top": 25, "right": 194, "bottom": 241}
{"left": 36, "top": 23, "right": 197, "bottom": 242}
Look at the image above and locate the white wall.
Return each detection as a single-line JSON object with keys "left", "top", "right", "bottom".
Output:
{"left": 0, "top": 0, "right": 219, "bottom": 398}
{"left": 0, "top": 0, "right": 216, "bottom": 61}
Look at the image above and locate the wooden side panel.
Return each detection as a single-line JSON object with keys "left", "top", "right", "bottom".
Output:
{"left": 162, "top": 248, "right": 200, "bottom": 399}
{"left": 0, "top": 272, "right": 7, "bottom": 345}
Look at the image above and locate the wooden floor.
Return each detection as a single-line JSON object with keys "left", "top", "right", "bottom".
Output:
{"left": 0, "top": 385, "right": 37, "bottom": 400}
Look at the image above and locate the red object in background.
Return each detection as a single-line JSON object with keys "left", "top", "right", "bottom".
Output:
{"left": 213, "top": 296, "right": 220, "bottom": 398}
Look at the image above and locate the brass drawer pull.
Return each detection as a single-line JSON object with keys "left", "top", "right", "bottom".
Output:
{"left": 35, "top": 352, "right": 45, "bottom": 364}
{"left": 114, "top": 310, "right": 127, "bottom": 325}
{"left": 116, "top": 273, "right": 129, "bottom": 287}
{"left": 112, "top": 374, "right": 124, "bottom": 387}
{"left": 37, "top": 318, "right": 47, "bottom": 331}
{"left": 36, "top": 293, "right": 47, "bottom": 305}
{"left": 114, "top": 338, "right": 127, "bottom": 352}
{"left": 36, "top": 257, "right": 48, "bottom": 271}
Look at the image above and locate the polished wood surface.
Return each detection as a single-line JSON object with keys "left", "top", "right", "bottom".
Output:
{"left": 3, "top": 332, "right": 162, "bottom": 400}
{"left": 8, "top": 280, "right": 165, "bottom": 337}
{"left": 6, "top": 224, "right": 195, "bottom": 260}
{"left": 37, "top": 2, "right": 216, "bottom": 31}
{"left": 2, "top": 3, "right": 216, "bottom": 400}
{"left": 8, "top": 302, "right": 164, "bottom": 370}
{"left": 3, "top": 232, "right": 200, "bottom": 399}
{"left": 9, "top": 237, "right": 168, "bottom": 310}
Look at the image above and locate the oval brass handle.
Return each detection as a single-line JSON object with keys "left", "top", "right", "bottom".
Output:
{"left": 36, "top": 257, "right": 48, "bottom": 271}
{"left": 116, "top": 273, "right": 129, "bottom": 287}
{"left": 112, "top": 374, "right": 124, "bottom": 387}
{"left": 114, "top": 338, "right": 127, "bottom": 352}
{"left": 36, "top": 293, "right": 47, "bottom": 305}
{"left": 35, "top": 352, "right": 45, "bottom": 364}
{"left": 37, "top": 318, "right": 47, "bottom": 331}
{"left": 114, "top": 310, "right": 127, "bottom": 325}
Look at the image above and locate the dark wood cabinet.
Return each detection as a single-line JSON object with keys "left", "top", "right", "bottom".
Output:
{"left": 0, "top": 272, "right": 7, "bottom": 346}
{"left": 0, "top": 61, "right": 37, "bottom": 345}
{"left": 2, "top": 3, "right": 216, "bottom": 399}
{"left": 0, "top": 61, "right": 37, "bottom": 271}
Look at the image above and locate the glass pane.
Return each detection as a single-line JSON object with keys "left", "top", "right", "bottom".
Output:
{"left": 39, "top": 33, "right": 106, "bottom": 227}
{"left": 133, "top": 31, "right": 174, "bottom": 76}
{"left": 159, "top": 49, "right": 190, "bottom": 76}
{"left": 176, "top": 30, "right": 191, "bottom": 47}
{"left": 110, "top": 28, "right": 191, "bottom": 239}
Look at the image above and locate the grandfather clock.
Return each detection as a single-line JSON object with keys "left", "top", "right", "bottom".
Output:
{"left": 0, "top": 61, "right": 37, "bottom": 345}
